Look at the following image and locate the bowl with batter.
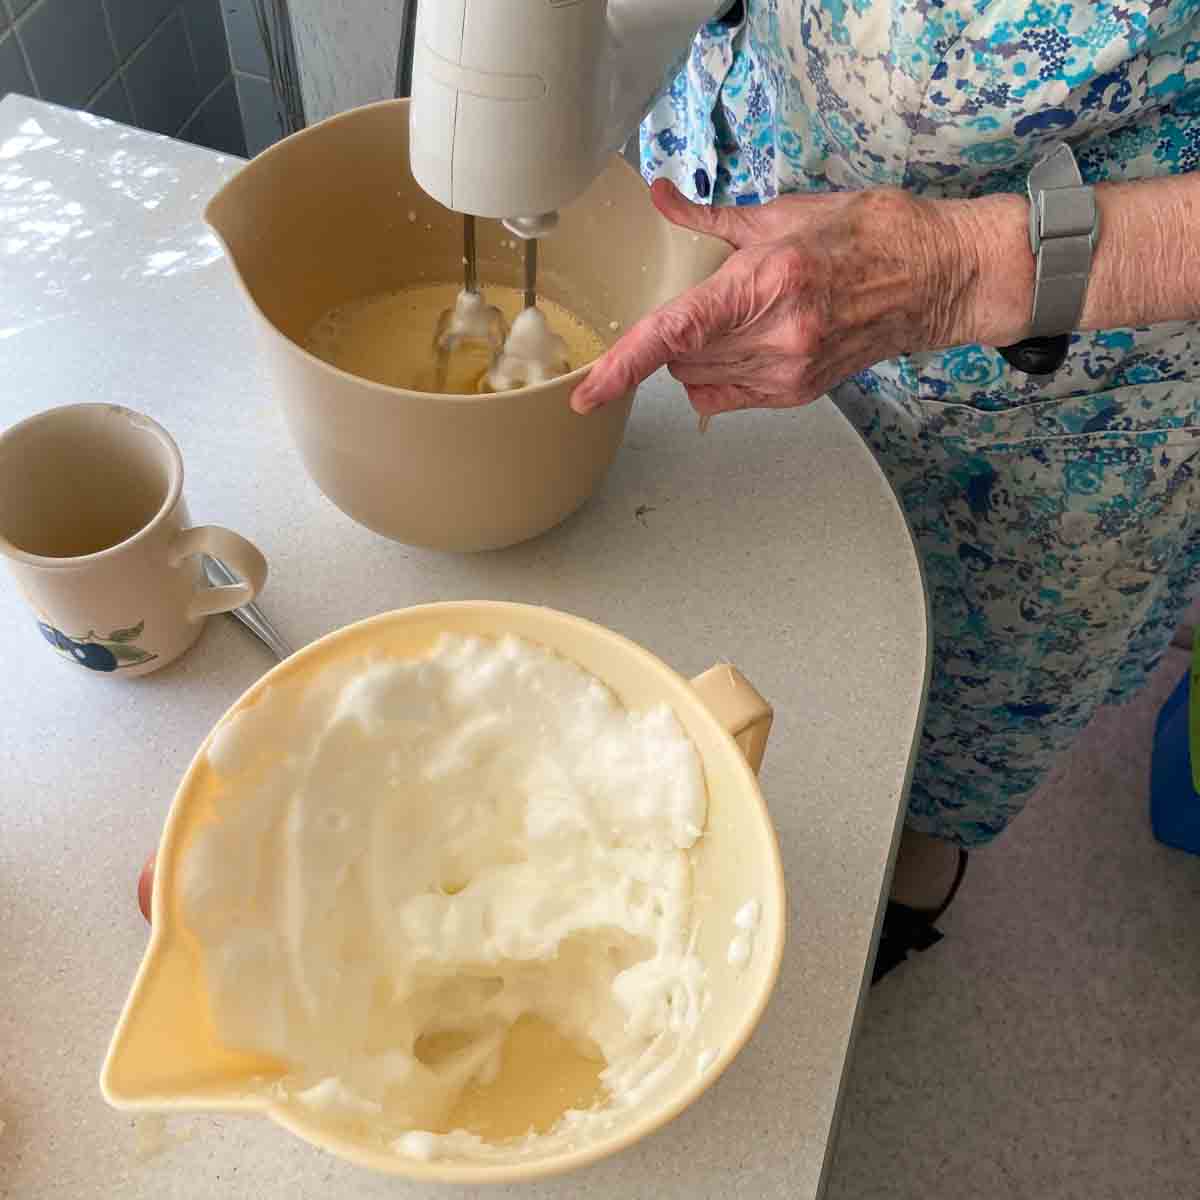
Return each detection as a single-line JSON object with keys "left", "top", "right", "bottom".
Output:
{"left": 204, "top": 100, "right": 728, "bottom": 551}
{"left": 101, "top": 602, "right": 785, "bottom": 1182}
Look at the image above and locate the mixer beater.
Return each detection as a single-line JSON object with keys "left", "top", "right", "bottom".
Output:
{"left": 432, "top": 215, "right": 507, "bottom": 391}
{"left": 485, "top": 230, "right": 570, "bottom": 392}
{"left": 434, "top": 214, "right": 570, "bottom": 394}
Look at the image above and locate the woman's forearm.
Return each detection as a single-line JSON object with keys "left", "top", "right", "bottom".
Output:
{"left": 936, "top": 171, "right": 1200, "bottom": 349}
{"left": 571, "top": 172, "right": 1200, "bottom": 417}
{"left": 1082, "top": 174, "right": 1200, "bottom": 332}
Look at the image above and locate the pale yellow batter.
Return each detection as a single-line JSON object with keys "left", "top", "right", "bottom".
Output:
{"left": 305, "top": 283, "right": 607, "bottom": 395}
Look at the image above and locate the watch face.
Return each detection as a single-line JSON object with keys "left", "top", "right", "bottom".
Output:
{"left": 998, "top": 334, "right": 1071, "bottom": 376}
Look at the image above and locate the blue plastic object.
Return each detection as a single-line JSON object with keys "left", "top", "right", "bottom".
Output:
{"left": 1150, "top": 651, "right": 1200, "bottom": 856}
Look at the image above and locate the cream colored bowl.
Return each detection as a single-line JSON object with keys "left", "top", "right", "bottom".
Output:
{"left": 101, "top": 603, "right": 786, "bottom": 1183}
{"left": 205, "top": 100, "right": 728, "bottom": 552}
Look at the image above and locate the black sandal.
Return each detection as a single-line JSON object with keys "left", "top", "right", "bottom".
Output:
{"left": 871, "top": 849, "right": 968, "bottom": 985}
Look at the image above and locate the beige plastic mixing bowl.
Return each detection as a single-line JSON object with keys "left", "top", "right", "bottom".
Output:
{"left": 205, "top": 100, "right": 728, "bottom": 552}
{"left": 101, "top": 602, "right": 785, "bottom": 1183}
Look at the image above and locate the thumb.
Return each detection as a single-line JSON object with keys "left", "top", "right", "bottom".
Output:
{"left": 650, "top": 178, "right": 756, "bottom": 249}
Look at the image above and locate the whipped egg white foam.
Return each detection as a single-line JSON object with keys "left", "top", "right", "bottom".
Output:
{"left": 181, "top": 634, "right": 708, "bottom": 1160}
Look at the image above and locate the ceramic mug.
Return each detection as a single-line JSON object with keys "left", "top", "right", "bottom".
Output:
{"left": 0, "top": 404, "right": 267, "bottom": 676}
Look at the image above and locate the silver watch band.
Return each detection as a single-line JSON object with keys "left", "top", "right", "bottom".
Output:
{"left": 1026, "top": 141, "right": 1098, "bottom": 338}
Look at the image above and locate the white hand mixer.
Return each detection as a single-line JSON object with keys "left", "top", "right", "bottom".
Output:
{"left": 410, "top": 0, "right": 737, "bottom": 390}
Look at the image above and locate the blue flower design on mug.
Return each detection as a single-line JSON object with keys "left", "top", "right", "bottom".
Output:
{"left": 37, "top": 619, "right": 158, "bottom": 671}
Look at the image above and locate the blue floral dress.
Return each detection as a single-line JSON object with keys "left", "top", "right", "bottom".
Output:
{"left": 641, "top": 0, "right": 1200, "bottom": 846}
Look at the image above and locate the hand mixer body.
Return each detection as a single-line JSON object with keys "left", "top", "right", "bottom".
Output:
{"left": 409, "top": 0, "right": 733, "bottom": 233}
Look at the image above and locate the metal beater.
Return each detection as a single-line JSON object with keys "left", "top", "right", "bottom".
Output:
{"left": 432, "top": 215, "right": 506, "bottom": 391}
{"left": 484, "top": 235, "right": 569, "bottom": 391}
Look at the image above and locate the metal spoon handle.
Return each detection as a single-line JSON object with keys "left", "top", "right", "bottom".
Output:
{"left": 201, "top": 555, "right": 293, "bottom": 662}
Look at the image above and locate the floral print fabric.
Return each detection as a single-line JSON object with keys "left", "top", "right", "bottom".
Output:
{"left": 641, "top": 0, "right": 1200, "bottom": 845}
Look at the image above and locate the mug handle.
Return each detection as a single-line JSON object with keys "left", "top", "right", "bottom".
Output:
{"left": 168, "top": 526, "right": 268, "bottom": 621}
{"left": 690, "top": 664, "right": 773, "bottom": 775}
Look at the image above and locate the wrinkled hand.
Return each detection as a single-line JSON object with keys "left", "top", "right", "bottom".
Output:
{"left": 570, "top": 179, "right": 993, "bottom": 418}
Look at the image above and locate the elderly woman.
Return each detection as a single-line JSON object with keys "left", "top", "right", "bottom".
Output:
{"left": 571, "top": 2, "right": 1200, "bottom": 977}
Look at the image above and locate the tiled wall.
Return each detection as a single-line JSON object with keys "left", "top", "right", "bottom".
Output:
{"left": 0, "top": 0, "right": 246, "bottom": 155}
{"left": 220, "top": 0, "right": 293, "bottom": 155}
{"left": 288, "top": 0, "right": 407, "bottom": 128}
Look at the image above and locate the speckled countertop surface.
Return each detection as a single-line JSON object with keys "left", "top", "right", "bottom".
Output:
{"left": 0, "top": 95, "right": 927, "bottom": 1200}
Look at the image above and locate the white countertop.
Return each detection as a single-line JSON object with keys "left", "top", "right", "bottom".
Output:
{"left": 0, "top": 96, "right": 928, "bottom": 1200}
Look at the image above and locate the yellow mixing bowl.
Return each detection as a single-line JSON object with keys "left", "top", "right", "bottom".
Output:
{"left": 101, "top": 602, "right": 786, "bottom": 1183}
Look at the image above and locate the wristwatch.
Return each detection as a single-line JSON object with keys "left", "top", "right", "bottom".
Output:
{"left": 996, "top": 140, "right": 1098, "bottom": 375}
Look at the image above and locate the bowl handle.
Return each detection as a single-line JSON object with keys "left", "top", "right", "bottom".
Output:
{"left": 690, "top": 664, "right": 773, "bottom": 775}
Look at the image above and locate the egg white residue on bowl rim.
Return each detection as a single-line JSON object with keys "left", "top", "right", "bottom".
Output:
{"left": 727, "top": 898, "right": 762, "bottom": 970}
{"left": 735, "top": 899, "right": 762, "bottom": 931}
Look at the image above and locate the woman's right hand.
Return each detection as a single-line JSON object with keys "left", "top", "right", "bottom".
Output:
{"left": 570, "top": 179, "right": 1033, "bottom": 418}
